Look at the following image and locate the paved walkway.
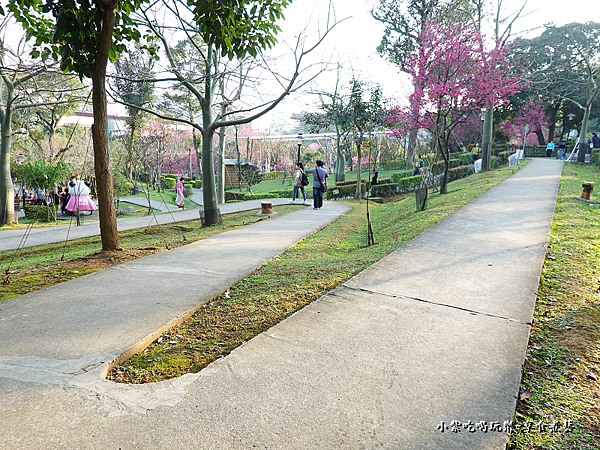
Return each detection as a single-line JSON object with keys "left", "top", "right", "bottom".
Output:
{"left": 0, "top": 197, "right": 293, "bottom": 252}
{"left": 118, "top": 187, "right": 205, "bottom": 212}
{"left": 0, "top": 159, "right": 563, "bottom": 449}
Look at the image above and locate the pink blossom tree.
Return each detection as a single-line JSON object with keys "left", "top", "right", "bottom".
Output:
{"left": 500, "top": 99, "right": 551, "bottom": 146}
{"left": 387, "top": 20, "right": 525, "bottom": 194}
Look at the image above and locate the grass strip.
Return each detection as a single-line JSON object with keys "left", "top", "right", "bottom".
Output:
{"left": 0, "top": 205, "right": 304, "bottom": 301}
{"left": 109, "top": 163, "right": 523, "bottom": 384}
{"left": 509, "top": 163, "right": 600, "bottom": 449}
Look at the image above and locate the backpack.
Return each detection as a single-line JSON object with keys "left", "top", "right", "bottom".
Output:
{"left": 300, "top": 170, "right": 309, "bottom": 186}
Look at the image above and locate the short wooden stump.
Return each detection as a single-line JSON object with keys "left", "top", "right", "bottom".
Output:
{"left": 582, "top": 181, "right": 595, "bottom": 200}
{"left": 261, "top": 201, "right": 273, "bottom": 214}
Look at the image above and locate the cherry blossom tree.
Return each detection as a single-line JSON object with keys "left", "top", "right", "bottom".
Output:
{"left": 501, "top": 99, "right": 550, "bottom": 146}
{"left": 387, "top": 20, "right": 524, "bottom": 193}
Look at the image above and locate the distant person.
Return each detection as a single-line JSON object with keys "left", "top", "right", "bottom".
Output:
{"left": 371, "top": 171, "right": 379, "bottom": 186}
{"left": 35, "top": 188, "right": 46, "bottom": 206}
{"left": 412, "top": 156, "right": 423, "bottom": 176}
{"left": 471, "top": 145, "right": 480, "bottom": 163}
{"left": 290, "top": 162, "right": 308, "bottom": 204}
{"left": 591, "top": 132, "right": 600, "bottom": 149}
{"left": 175, "top": 177, "right": 185, "bottom": 209}
{"left": 546, "top": 141, "right": 555, "bottom": 158}
{"left": 305, "top": 160, "right": 328, "bottom": 210}
{"left": 559, "top": 139, "right": 567, "bottom": 160}
{"left": 60, "top": 187, "right": 70, "bottom": 215}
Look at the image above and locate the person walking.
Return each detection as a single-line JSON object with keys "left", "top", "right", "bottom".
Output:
{"left": 546, "top": 141, "right": 555, "bottom": 158}
{"left": 558, "top": 139, "right": 567, "bottom": 160}
{"left": 305, "top": 160, "right": 328, "bottom": 210}
{"left": 175, "top": 177, "right": 185, "bottom": 209}
{"left": 290, "top": 162, "right": 308, "bottom": 204}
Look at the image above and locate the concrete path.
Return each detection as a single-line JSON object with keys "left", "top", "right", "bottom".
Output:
{"left": 0, "top": 159, "right": 562, "bottom": 449}
{"left": 0, "top": 197, "right": 294, "bottom": 252}
{"left": 118, "top": 187, "right": 205, "bottom": 212}
{"left": 117, "top": 196, "right": 181, "bottom": 213}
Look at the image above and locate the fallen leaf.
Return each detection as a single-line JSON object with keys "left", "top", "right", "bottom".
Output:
{"left": 521, "top": 389, "right": 531, "bottom": 400}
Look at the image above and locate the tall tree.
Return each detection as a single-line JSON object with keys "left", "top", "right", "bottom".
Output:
{"left": 372, "top": 0, "right": 450, "bottom": 169}
{"left": 515, "top": 22, "right": 600, "bottom": 162}
{"left": 9, "top": 0, "right": 150, "bottom": 249}
{"left": 386, "top": 20, "right": 524, "bottom": 193}
{"left": 15, "top": 72, "right": 87, "bottom": 159}
{"left": 130, "top": 0, "right": 338, "bottom": 225}
{"left": 304, "top": 67, "right": 353, "bottom": 183}
{"left": 0, "top": 20, "right": 74, "bottom": 225}
{"left": 112, "top": 43, "right": 155, "bottom": 179}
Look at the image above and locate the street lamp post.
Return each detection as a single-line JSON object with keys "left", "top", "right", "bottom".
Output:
{"left": 296, "top": 133, "right": 303, "bottom": 163}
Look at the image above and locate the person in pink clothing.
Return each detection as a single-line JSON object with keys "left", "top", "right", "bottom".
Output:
{"left": 175, "top": 177, "right": 185, "bottom": 209}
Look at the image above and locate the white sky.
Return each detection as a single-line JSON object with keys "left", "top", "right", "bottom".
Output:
{"left": 255, "top": 0, "right": 597, "bottom": 131}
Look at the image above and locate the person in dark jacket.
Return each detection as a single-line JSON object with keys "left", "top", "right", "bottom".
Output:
{"left": 305, "top": 160, "right": 328, "bottom": 210}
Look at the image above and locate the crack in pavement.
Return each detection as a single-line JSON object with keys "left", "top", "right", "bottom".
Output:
{"left": 339, "top": 284, "right": 532, "bottom": 326}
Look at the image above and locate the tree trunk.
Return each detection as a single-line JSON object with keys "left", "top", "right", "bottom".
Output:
{"left": 201, "top": 44, "right": 221, "bottom": 225}
{"left": 577, "top": 103, "right": 592, "bottom": 163}
{"left": 126, "top": 124, "right": 135, "bottom": 179}
{"left": 354, "top": 138, "right": 362, "bottom": 199}
{"left": 0, "top": 100, "right": 17, "bottom": 225}
{"left": 216, "top": 103, "right": 227, "bottom": 204}
{"left": 405, "top": 128, "right": 417, "bottom": 170}
{"left": 192, "top": 129, "right": 202, "bottom": 180}
{"left": 547, "top": 99, "right": 561, "bottom": 143}
{"left": 481, "top": 108, "right": 493, "bottom": 171}
{"left": 335, "top": 125, "right": 345, "bottom": 183}
{"left": 92, "top": 0, "right": 120, "bottom": 251}
{"left": 535, "top": 129, "right": 545, "bottom": 146}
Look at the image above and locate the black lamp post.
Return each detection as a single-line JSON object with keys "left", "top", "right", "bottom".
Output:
{"left": 296, "top": 133, "right": 303, "bottom": 163}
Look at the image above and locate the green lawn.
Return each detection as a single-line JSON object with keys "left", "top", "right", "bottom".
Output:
{"left": 226, "top": 168, "right": 404, "bottom": 194}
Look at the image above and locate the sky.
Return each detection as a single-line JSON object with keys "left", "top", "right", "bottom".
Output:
{"left": 255, "top": 0, "right": 598, "bottom": 132}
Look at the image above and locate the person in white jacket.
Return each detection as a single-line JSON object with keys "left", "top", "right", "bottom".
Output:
{"left": 290, "top": 162, "right": 308, "bottom": 204}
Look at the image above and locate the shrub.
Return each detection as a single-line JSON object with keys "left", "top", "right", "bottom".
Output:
{"left": 448, "top": 165, "right": 475, "bottom": 181}
{"left": 369, "top": 175, "right": 422, "bottom": 198}
{"left": 391, "top": 170, "right": 415, "bottom": 182}
{"left": 431, "top": 159, "right": 462, "bottom": 175}
{"left": 225, "top": 191, "right": 246, "bottom": 202}
{"left": 379, "top": 159, "right": 407, "bottom": 170}
{"left": 592, "top": 149, "right": 600, "bottom": 165}
{"left": 162, "top": 177, "right": 176, "bottom": 189}
{"left": 260, "top": 171, "right": 285, "bottom": 181}
{"left": 328, "top": 181, "right": 368, "bottom": 200}
{"left": 496, "top": 151, "right": 513, "bottom": 166}
{"left": 24, "top": 205, "right": 57, "bottom": 222}
{"left": 191, "top": 180, "right": 203, "bottom": 189}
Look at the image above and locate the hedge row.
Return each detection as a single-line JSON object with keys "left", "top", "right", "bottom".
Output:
{"left": 379, "top": 159, "right": 407, "bottom": 170}
{"left": 260, "top": 171, "right": 285, "bottom": 180}
{"left": 431, "top": 159, "right": 463, "bottom": 175}
{"left": 225, "top": 189, "right": 313, "bottom": 202}
{"left": 328, "top": 181, "right": 367, "bottom": 200}
{"left": 391, "top": 170, "right": 414, "bottom": 182}
{"left": 448, "top": 165, "right": 475, "bottom": 182}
